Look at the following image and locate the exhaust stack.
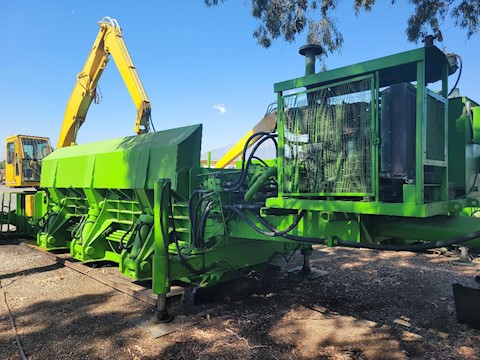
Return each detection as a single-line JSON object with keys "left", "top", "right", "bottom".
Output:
{"left": 299, "top": 44, "right": 324, "bottom": 76}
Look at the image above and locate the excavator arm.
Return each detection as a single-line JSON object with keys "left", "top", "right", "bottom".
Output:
{"left": 57, "top": 17, "right": 152, "bottom": 148}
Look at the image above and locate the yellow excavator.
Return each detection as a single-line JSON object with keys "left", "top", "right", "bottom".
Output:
{"left": 1, "top": 17, "right": 153, "bottom": 235}
{"left": 4, "top": 17, "right": 152, "bottom": 188}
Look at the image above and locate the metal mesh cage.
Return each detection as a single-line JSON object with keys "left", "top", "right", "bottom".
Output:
{"left": 282, "top": 78, "right": 373, "bottom": 196}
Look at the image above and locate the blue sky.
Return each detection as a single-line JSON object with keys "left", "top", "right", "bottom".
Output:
{"left": 0, "top": 1, "right": 479, "bottom": 160}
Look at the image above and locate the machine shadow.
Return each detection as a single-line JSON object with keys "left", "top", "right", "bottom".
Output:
{"left": 0, "top": 292, "right": 153, "bottom": 360}
{"left": 153, "top": 246, "right": 477, "bottom": 359}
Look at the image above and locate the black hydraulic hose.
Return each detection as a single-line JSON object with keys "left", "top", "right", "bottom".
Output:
{"left": 224, "top": 134, "right": 278, "bottom": 192}
{"left": 197, "top": 201, "right": 214, "bottom": 247}
{"left": 253, "top": 210, "right": 305, "bottom": 236}
{"left": 169, "top": 195, "right": 217, "bottom": 275}
{"left": 251, "top": 156, "right": 269, "bottom": 167}
{"left": 224, "top": 205, "right": 325, "bottom": 245}
{"left": 224, "top": 131, "right": 275, "bottom": 188}
{"left": 37, "top": 212, "right": 50, "bottom": 231}
{"left": 70, "top": 219, "right": 80, "bottom": 239}
{"left": 223, "top": 205, "right": 274, "bottom": 237}
{"left": 188, "top": 189, "right": 206, "bottom": 225}
{"left": 250, "top": 210, "right": 325, "bottom": 244}
{"left": 43, "top": 212, "right": 58, "bottom": 233}
{"left": 188, "top": 190, "right": 202, "bottom": 242}
{"left": 238, "top": 131, "right": 274, "bottom": 172}
{"left": 249, "top": 209, "right": 306, "bottom": 236}
{"left": 192, "top": 192, "right": 214, "bottom": 247}
{"left": 448, "top": 54, "right": 462, "bottom": 97}
{"left": 231, "top": 205, "right": 480, "bottom": 251}
{"left": 118, "top": 222, "right": 136, "bottom": 250}
{"left": 223, "top": 205, "right": 305, "bottom": 237}
{"left": 245, "top": 135, "right": 278, "bottom": 168}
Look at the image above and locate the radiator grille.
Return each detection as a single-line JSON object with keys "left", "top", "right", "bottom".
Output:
{"left": 282, "top": 78, "right": 373, "bottom": 196}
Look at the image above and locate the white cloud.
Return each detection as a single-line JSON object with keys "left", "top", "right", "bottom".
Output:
{"left": 213, "top": 104, "right": 227, "bottom": 114}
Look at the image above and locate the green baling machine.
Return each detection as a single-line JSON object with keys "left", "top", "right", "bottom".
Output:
{"left": 28, "top": 43, "right": 480, "bottom": 320}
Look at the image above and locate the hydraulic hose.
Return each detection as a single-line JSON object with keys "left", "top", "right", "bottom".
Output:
{"left": 196, "top": 201, "right": 214, "bottom": 247}
{"left": 169, "top": 195, "right": 218, "bottom": 275}
{"left": 224, "top": 134, "right": 278, "bottom": 192}
{"left": 223, "top": 205, "right": 306, "bottom": 237}
{"left": 223, "top": 131, "right": 273, "bottom": 189}
{"left": 118, "top": 222, "right": 136, "bottom": 250}
{"left": 191, "top": 192, "right": 215, "bottom": 247}
{"left": 250, "top": 156, "right": 269, "bottom": 167}
{"left": 188, "top": 189, "right": 208, "bottom": 226}
{"left": 237, "top": 131, "right": 275, "bottom": 173}
{"left": 228, "top": 205, "right": 480, "bottom": 251}
{"left": 43, "top": 212, "right": 58, "bottom": 233}
{"left": 448, "top": 54, "right": 462, "bottom": 97}
{"left": 37, "top": 212, "right": 51, "bottom": 232}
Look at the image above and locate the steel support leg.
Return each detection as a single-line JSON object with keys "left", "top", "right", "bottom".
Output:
{"left": 301, "top": 254, "right": 311, "bottom": 275}
{"left": 288, "top": 247, "right": 328, "bottom": 280}
{"left": 154, "top": 294, "right": 172, "bottom": 323}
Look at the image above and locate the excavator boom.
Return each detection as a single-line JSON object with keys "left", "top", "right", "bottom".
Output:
{"left": 57, "top": 17, "right": 152, "bottom": 148}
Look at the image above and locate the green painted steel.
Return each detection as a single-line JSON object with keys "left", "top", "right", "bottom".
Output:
{"left": 36, "top": 124, "right": 300, "bottom": 290}
{"left": 273, "top": 44, "right": 480, "bottom": 218}
{"left": 40, "top": 125, "right": 201, "bottom": 195}
{"left": 37, "top": 125, "right": 202, "bottom": 274}
{"left": 0, "top": 191, "right": 39, "bottom": 237}
{"left": 24, "top": 43, "right": 480, "bottom": 307}
{"left": 448, "top": 97, "right": 480, "bottom": 196}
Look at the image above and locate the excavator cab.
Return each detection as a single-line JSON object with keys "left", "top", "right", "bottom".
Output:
{"left": 5, "top": 135, "right": 53, "bottom": 187}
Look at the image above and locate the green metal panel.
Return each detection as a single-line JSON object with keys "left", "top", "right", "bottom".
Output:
{"left": 473, "top": 106, "right": 480, "bottom": 144}
{"left": 448, "top": 97, "right": 480, "bottom": 196}
{"left": 41, "top": 125, "right": 201, "bottom": 194}
{"left": 265, "top": 196, "right": 480, "bottom": 217}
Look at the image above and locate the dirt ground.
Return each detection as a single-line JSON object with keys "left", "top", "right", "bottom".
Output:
{"left": 1, "top": 239, "right": 480, "bottom": 360}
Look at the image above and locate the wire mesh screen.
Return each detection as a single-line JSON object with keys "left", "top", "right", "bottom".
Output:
{"left": 282, "top": 78, "right": 373, "bottom": 196}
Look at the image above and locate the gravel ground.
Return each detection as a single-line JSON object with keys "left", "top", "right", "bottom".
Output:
{"left": 1, "top": 239, "right": 480, "bottom": 360}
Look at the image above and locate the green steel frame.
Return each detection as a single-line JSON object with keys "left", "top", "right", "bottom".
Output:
{"left": 17, "top": 44, "right": 480, "bottom": 309}
{"left": 272, "top": 45, "right": 477, "bottom": 218}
